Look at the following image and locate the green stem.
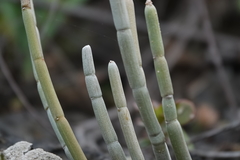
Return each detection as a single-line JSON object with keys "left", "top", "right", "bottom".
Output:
{"left": 21, "top": 1, "right": 86, "bottom": 159}
{"left": 109, "top": 0, "right": 171, "bottom": 159}
{"left": 108, "top": 61, "right": 145, "bottom": 160}
{"left": 145, "top": 1, "right": 192, "bottom": 160}
{"left": 82, "top": 45, "right": 126, "bottom": 160}
{"left": 125, "top": 0, "right": 141, "bottom": 66}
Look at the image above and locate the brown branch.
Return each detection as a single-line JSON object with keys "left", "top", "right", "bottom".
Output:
{"left": 196, "top": 0, "right": 237, "bottom": 110}
{"left": 190, "top": 120, "right": 240, "bottom": 143}
{"left": 191, "top": 150, "right": 240, "bottom": 158}
{"left": 0, "top": 38, "right": 53, "bottom": 135}
{"left": 166, "top": 0, "right": 200, "bottom": 70}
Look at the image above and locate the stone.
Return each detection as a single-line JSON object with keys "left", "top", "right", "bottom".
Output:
{"left": 2, "top": 141, "right": 62, "bottom": 160}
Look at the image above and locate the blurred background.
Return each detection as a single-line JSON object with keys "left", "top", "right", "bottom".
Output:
{"left": 0, "top": 0, "right": 240, "bottom": 159}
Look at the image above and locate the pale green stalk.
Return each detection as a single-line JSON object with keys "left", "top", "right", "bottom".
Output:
{"left": 37, "top": 83, "right": 74, "bottom": 160}
{"left": 82, "top": 45, "right": 126, "bottom": 160}
{"left": 109, "top": 0, "right": 171, "bottom": 159}
{"left": 21, "top": 0, "right": 87, "bottom": 160}
{"left": 125, "top": 0, "right": 141, "bottom": 66}
{"left": 145, "top": 1, "right": 192, "bottom": 160}
{"left": 108, "top": 61, "right": 145, "bottom": 160}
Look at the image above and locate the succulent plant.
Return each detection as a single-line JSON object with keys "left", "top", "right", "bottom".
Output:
{"left": 20, "top": 0, "right": 86, "bottom": 159}
{"left": 145, "top": 1, "right": 192, "bottom": 159}
{"left": 21, "top": 0, "right": 192, "bottom": 159}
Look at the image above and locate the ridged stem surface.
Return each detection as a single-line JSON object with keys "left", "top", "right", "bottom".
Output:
{"left": 109, "top": 0, "right": 171, "bottom": 159}
{"left": 82, "top": 45, "right": 126, "bottom": 160}
{"left": 108, "top": 61, "right": 145, "bottom": 160}
{"left": 145, "top": 1, "right": 192, "bottom": 160}
{"left": 21, "top": 1, "right": 86, "bottom": 160}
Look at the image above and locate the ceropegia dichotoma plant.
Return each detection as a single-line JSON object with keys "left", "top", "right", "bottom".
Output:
{"left": 145, "top": 1, "right": 192, "bottom": 159}
{"left": 21, "top": 0, "right": 87, "bottom": 159}
{"left": 21, "top": 0, "right": 192, "bottom": 159}
{"left": 82, "top": 46, "right": 127, "bottom": 160}
{"left": 108, "top": 60, "right": 145, "bottom": 160}
{"left": 108, "top": 0, "right": 172, "bottom": 159}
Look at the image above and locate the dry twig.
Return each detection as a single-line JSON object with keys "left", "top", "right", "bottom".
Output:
{"left": 196, "top": 0, "right": 237, "bottom": 110}
{"left": 0, "top": 38, "right": 53, "bottom": 135}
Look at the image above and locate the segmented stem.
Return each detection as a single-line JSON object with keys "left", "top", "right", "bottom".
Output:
{"left": 82, "top": 45, "right": 127, "bottom": 160}
{"left": 21, "top": 1, "right": 86, "bottom": 160}
{"left": 109, "top": 0, "right": 171, "bottom": 159}
{"left": 108, "top": 61, "right": 145, "bottom": 160}
{"left": 145, "top": 1, "right": 192, "bottom": 160}
{"left": 125, "top": 0, "right": 141, "bottom": 66}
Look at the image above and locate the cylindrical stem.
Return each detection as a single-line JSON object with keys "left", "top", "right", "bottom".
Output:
{"left": 108, "top": 61, "right": 145, "bottom": 160}
{"left": 82, "top": 45, "right": 127, "bottom": 160}
{"left": 109, "top": 0, "right": 171, "bottom": 159}
{"left": 125, "top": 0, "right": 141, "bottom": 66}
{"left": 21, "top": 1, "right": 86, "bottom": 159}
{"left": 145, "top": 1, "right": 192, "bottom": 160}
